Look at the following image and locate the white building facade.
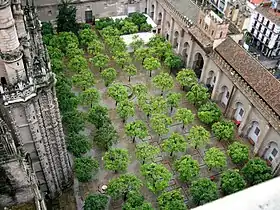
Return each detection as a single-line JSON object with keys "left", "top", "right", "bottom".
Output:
{"left": 248, "top": 3, "right": 280, "bottom": 57}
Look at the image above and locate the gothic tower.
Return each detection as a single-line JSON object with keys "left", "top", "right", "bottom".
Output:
{"left": 0, "top": 0, "right": 72, "bottom": 205}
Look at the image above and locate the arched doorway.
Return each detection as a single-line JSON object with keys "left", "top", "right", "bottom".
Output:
{"left": 206, "top": 71, "right": 215, "bottom": 94}
{"left": 151, "top": 5, "right": 155, "bottom": 20}
{"left": 193, "top": 53, "right": 204, "bottom": 78}
{"left": 181, "top": 42, "right": 189, "bottom": 65}
{"left": 220, "top": 85, "right": 229, "bottom": 106}
{"left": 247, "top": 121, "right": 260, "bottom": 145}
{"left": 158, "top": 12, "right": 162, "bottom": 25}
{"left": 234, "top": 102, "right": 245, "bottom": 123}
{"left": 173, "top": 31, "right": 179, "bottom": 50}
{"left": 265, "top": 142, "right": 279, "bottom": 167}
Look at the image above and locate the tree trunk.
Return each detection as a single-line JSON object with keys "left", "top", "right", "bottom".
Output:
{"left": 133, "top": 136, "right": 136, "bottom": 143}
{"left": 170, "top": 106, "right": 173, "bottom": 113}
{"left": 149, "top": 71, "right": 152, "bottom": 77}
{"left": 182, "top": 124, "right": 185, "bottom": 130}
{"left": 123, "top": 192, "right": 128, "bottom": 201}
{"left": 170, "top": 151, "right": 173, "bottom": 156}
{"left": 99, "top": 67, "right": 102, "bottom": 72}
{"left": 122, "top": 64, "right": 124, "bottom": 69}
{"left": 195, "top": 145, "right": 197, "bottom": 149}
{"left": 182, "top": 86, "right": 185, "bottom": 91}
{"left": 169, "top": 68, "right": 172, "bottom": 75}
{"left": 147, "top": 113, "right": 150, "bottom": 119}
{"left": 143, "top": 159, "right": 145, "bottom": 164}
{"left": 161, "top": 89, "right": 163, "bottom": 96}
{"left": 122, "top": 118, "right": 125, "bottom": 123}
{"left": 128, "top": 76, "right": 131, "bottom": 82}
{"left": 115, "top": 101, "right": 118, "bottom": 106}
{"left": 115, "top": 170, "right": 118, "bottom": 173}
{"left": 142, "top": 58, "right": 145, "bottom": 64}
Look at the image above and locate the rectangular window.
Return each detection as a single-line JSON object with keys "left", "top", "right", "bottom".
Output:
{"left": 264, "top": 28, "right": 267, "bottom": 35}
{"left": 254, "top": 127, "right": 260, "bottom": 136}
{"left": 239, "top": 108, "right": 244, "bottom": 116}
{"left": 269, "top": 32, "right": 272, "bottom": 38}
{"left": 272, "top": 148, "right": 278, "bottom": 157}
{"left": 272, "top": 24, "right": 275, "bottom": 31}
{"left": 85, "top": 10, "right": 93, "bottom": 23}
{"left": 251, "top": 28, "right": 255, "bottom": 34}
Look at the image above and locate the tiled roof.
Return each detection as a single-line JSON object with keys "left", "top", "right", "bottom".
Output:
{"left": 255, "top": 5, "right": 280, "bottom": 25}
{"left": 188, "top": 25, "right": 213, "bottom": 50}
{"left": 215, "top": 37, "right": 280, "bottom": 117}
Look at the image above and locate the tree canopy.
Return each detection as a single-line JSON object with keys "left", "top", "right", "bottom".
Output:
{"left": 187, "top": 125, "right": 210, "bottom": 149}
{"left": 67, "top": 133, "right": 91, "bottom": 157}
{"left": 74, "top": 157, "right": 99, "bottom": 182}
{"left": 101, "top": 68, "right": 117, "bottom": 87}
{"left": 125, "top": 120, "right": 148, "bottom": 143}
{"left": 190, "top": 178, "right": 218, "bottom": 205}
{"left": 56, "top": 0, "right": 79, "bottom": 34}
{"left": 241, "top": 158, "right": 272, "bottom": 185}
{"left": 221, "top": 169, "right": 246, "bottom": 195}
{"left": 136, "top": 143, "right": 160, "bottom": 164}
{"left": 141, "top": 163, "right": 172, "bottom": 193}
{"left": 79, "top": 88, "right": 100, "bottom": 107}
{"left": 116, "top": 100, "right": 135, "bottom": 122}
{"left": 174, "top": 108, "right": 194, "bottom": 129}
{"left": 204, "top": 147, "right": 227, "bottom": 171}
{"left": 123, "top": 64, "right": 137, "bottom": 82}
{"left": 158, "top": 190, "right": 187, "bottom": 210}
{"left": 103, "top": 148, "right": 130, "bottom": 173}
{"left": 84, "top": 194, "right": 109, "bottom": 210}
{"left": 152, "top": 72, "right": 174, "bottom": 95}
{"left": 175, "top": 155, "right": 199, "bottom": 182}
{"left": 143, "top": 57, "right": 161, "bottom": 77}
{"left": 176, "top": 69, "right": 197, "bottom": 90}
{"left": 212, "top": 120, "right": 236, "bottom": 141}
{"left": 90, "top": 53, "right": 109, "bottom": 72}
{"left": 227, "top": 142, "right": 249, "bottom": 165}
{"left": 162, "top": 132, "right": 187, "bottom": 156}
{"left": 93, "top": 123, "right": 118, "bottom": 150}
{"left": 166, "top": 92, "right": 181, "bottom": 113}
{"left": 107, "top": 83, "right": 128, "bottom": 105}
{"left": 186, "top": 84, "right": 209, "bottom": 106}
{"left": 198, "top": 102, "right": 222, "bottom": 125}
{"left": 88, "top": 105, "right": 110, "bottom": 129}
{"left": 107, "top": 174, "right": 142, "bottom": 201}
{"left": 150, "top": 114, "right": 172, "bottom": 136}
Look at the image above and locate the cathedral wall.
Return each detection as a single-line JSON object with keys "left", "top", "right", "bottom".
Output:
{"left": 0, "top": 161, "right": 34, "bottom": 207}
{"left": 0, "top": 5, "right": 19, "bottom": 52}
{"left": 3, "top": 57, "right": 26, "bottom": 84}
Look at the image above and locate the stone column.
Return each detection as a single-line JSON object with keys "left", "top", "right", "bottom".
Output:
{"left": 254, "top": 124, "right": 270, "bottom": 155}
{"left": 169, "top": 18, "right": 175, "bottom": 43}
{"left": 211, "top": 70, "right": 220, "bottom": 100}
{"left": 147, "top": 0, "right": 151, "bottom": 15}
{"left": 199, "top": 55, "right": 210, "bottom": 83}
{"left": 46, "top": 88, "right": 71, "bottom": 183}
{"left": 160, "top": 8, "right": 166, "bottom": 35}
{"left": 186, "top": 37, "right": 195, "bottom": 68}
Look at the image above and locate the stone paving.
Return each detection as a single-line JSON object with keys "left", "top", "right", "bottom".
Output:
{"left": 70, "top": 50, "right": 241, "bottom": 209}
{"left": 55, "top": 34, "right": 243, "bottom": 209}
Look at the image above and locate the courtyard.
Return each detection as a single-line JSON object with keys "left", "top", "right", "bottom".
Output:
{"left": 43, "top": 12, "right": 272, "bottom": 210}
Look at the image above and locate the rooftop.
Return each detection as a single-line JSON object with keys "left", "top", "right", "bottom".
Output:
{"left": 215, "top": 37, "right": 280, "bottom": 117}
{"left": 169, "top": 0, "right": 200, "bottom": 22}
{"left": 256, "top": 4, "right": 280, "bottom": 25}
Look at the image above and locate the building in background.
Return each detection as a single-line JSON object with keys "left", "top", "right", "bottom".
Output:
{"left": 248, "top": 1, "right": 280, "bottom": 58}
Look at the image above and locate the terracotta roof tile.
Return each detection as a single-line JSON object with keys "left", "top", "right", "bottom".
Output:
{"left": 215, "top": 37, "right": 280, "bottom": 117}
